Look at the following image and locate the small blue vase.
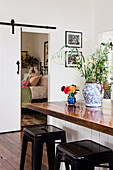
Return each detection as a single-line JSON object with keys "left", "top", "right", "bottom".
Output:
{"left": 68, "top": 96, "right": 76, "bottom": 105}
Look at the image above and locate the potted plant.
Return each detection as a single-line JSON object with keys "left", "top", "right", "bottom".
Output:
{"left": 53, "top": 42, "right": 113, "bottom": 107}
{"left": 61, "top": 84, "right": 79, "bottom": 104}
{"left": 75, "top": 43, "right": 112, "bottom": 106}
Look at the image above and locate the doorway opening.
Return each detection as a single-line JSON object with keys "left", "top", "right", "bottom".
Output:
{"left": 21, "top": 32, "right": 48, "bottom": 128}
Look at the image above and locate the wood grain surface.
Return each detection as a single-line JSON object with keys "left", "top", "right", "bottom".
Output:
{"left": 0, "top": 131, "right": 48, "bottom": 170}
{"left": 27, "top": 99, "right": 113, "bottom": 136}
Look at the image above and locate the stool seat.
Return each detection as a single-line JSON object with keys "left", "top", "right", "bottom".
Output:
{"left": 20, "top": 125, "right": 66, "bottom": 170}
{"left": 24, "top": 125, "right": 64, "bottom": 138}
{"left": 57, "top": 140, "right": 112, "bottom": 160}
{"left": 54, "top": 140, "right": 113, "bottom": 170}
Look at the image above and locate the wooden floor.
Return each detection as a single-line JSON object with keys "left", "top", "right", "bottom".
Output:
{"left": 0, "top": 131, "right": 49, "bottom": 170}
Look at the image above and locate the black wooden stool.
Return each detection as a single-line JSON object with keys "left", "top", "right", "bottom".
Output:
{"left": 20, "top": 125, "right": 66, "bottom": 170}
{"left": 54, "top": 140, "right": 113, "bottom": 170}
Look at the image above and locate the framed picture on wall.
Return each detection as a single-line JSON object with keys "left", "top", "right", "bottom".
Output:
{"left": 65, "top": 51, "right": 82, "bottom": 67}
{"left": 44, "top": 41, "right": 48, "bottom": 67}
{"left": 65, "top": 31, "right": 82, "bottom": 48}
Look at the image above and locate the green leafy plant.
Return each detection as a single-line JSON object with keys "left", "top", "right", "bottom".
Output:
{"left": 52, "top": 42, "right": 113, "bottom": 85}
{"left": 75, "top": 43, "right": 112, "bottom": 84}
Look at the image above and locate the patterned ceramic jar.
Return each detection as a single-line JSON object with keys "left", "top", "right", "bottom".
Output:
{"left": 83, "top": 82, "right": 104, "bottom": 107}
{"left": 84, "top": 107, "right": 104, "bottom": 123}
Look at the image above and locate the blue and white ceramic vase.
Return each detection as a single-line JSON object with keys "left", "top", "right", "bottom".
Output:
{"left": 83, "top": 82, "right": 104, "bottom": 107}
{"left": 68, "top": 96, "right": 76, "bottom": 105}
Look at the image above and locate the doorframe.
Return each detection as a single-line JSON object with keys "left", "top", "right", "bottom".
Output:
{"left": 21, "top": 27, "right": 52, "bottom": 127}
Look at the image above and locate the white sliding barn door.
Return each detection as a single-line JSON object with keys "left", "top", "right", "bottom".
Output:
{"left": 0, "top": 26, "right": 21, "bottom": 133}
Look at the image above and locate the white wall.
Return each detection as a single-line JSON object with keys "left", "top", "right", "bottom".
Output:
{"left": 0, "top": 0, "right": 93, "bottom": 102}
{"left": 93, "top": 0, "right": 113, "bottom": 47}
{"left": 33, "top": 33, "right": 48, "bottom": 65}
{"left": 22, "top": 32, "right": 48, "bottom": 65}
{"left": 22, "top": 32, "right": 34, "bottom": 56}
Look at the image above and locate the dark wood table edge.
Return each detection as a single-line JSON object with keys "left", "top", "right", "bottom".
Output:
{"left": 27, "top": 103, "right": 113, "bottom": 136}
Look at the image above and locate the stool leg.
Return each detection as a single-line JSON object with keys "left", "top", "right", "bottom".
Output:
{"left": 54, "top": 149, "right": 61, "bottom": 170}
{"left": 65, "top": 163, "right": 70, "bottom": 170}
{"left": 109, "top": 162, "right": 113, "bottom": 170}
{"left": 72, "top": 164, "right": 84, "bottom": 170}
{"left": 88, "top": 167, "right": 94, "bottom": 170}
{"left": 60, "top": 131, "right": 66, "bottom": 143}
{"left": 32, "top": 139, "right": 43, "bottom": 170}
{"left": 71, "top": 162, "right": 79, "bottom": 170}
{"left": 46, "top": 140, "right": 55, "bottom": 170}
{"left": 109, "top": 157, "right": 113, "bottom": 170}
{"left": 20, "top": 134, "right": 28, "bottom": 170}
{"left": 72, "top": 162, "right": 89, "bottom": 170}
{"left": 60, "top": 133, "right": 70, "bottom": 170}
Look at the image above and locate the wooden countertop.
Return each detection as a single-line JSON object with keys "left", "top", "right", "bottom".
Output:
{"left": 27, "top": 99, "right": 113, "bottom": 136}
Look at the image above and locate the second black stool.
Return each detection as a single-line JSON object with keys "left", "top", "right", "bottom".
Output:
{"left": 20, "top": 125, "right": 66, "bottom": 170}
{"left": 54, "top": 140, "right": 113, "bottom": 170}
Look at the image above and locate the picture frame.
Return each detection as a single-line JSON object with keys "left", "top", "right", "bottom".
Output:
{"left": 65, "top": 31, "right": 82, "bottom": 48}
{"left": 65, "top": 51, "right": 82, "bottom": 67}
{"left": 44, "top": 41, "right": 48, "bottom": 68}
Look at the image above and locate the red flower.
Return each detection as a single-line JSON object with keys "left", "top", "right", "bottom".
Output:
{"left": 61, "top": 86, "right": 65, "bottom": 92}
{"left": 64, "top": 86, "right": 71, "bottom": 94}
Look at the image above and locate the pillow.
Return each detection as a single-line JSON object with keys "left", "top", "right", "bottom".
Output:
{"left": 28, "top": 67, "right": 34, "bottom": 74}
{"left": 30, "top": 73, "right": 40, "bottom": 78}
{"left": 22, "top": 80, "right": 30, "bottom": 87}
{"left": 34, "top": 66, "right": 39, "bottom": 73}
{"left": 23, "top": 75, "right": 30, "bottom": 81}
{"left": 30, "top": 75, "right": 42, "bottom": 86}
{"left": 38, "top": 75, "right": 48, "bottom": 87}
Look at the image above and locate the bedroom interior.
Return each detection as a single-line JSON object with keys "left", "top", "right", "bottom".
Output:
{"left": 21, "top": 32, "right": 48, "bottom": 127}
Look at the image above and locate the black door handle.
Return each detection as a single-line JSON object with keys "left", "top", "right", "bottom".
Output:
{"left": 16, "top": 61, "right": 20, "bottom": 74}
